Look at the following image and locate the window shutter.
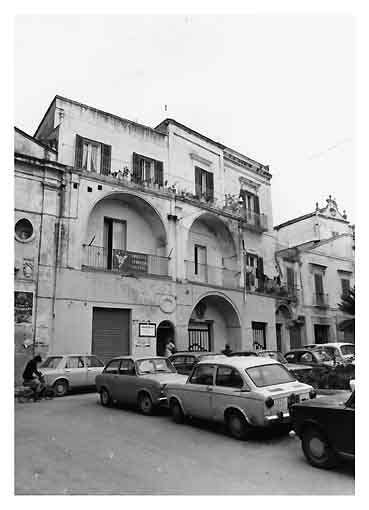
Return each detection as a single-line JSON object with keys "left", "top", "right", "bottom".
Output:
{"left": 132, "top": 153, "right": 141, "bottom": 183}
{"left": 195, "top": 167, "right": 202, "bottom": 197}
{"left": 253, "top": 195, "right": 260, "bottom": 214}
{"left": 256, "top": 257, "right": 264, "bottom": 279}
{"left": 287, "top": 267, "right": 295, "bottom": 288}
{"left": 101, "top": 144, "right": 111, "bottom": 175}
{"left": 75, "top": 135, "right": 84, "bottom": 169}
{"left": 314, "top": 273, "right": 324, "bottom": 295}
{"left": 206, "top": 171, "right": 214, "bottom": 201}
{"left": 341, "top": 278, "right": 350, "bottom": 297}
{"left": 154, "top": 160, "right": 164, "bottom": 186}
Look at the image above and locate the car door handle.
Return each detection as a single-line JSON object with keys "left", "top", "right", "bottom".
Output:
{"left": 65, "top": 369, "right": 71, "bottom": 373}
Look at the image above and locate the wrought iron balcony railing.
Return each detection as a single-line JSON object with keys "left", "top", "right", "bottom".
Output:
{"left": 185, "top": 261, "right": 241, "bottom": 289}
{"left": 313, "top": 292, "right": 329, "bottom": 308}
{"left": 83, "top": 245, "right": 169, "bottom": 277}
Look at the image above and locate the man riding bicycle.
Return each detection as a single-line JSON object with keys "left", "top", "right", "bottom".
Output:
{"left": 22, "top": 355, "right": 43, "bottom": 401}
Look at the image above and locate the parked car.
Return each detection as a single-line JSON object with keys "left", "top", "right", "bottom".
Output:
{"left": 40, "top": 354, "right": 105, "bottom": 396}
{"left": 312, "top": 343, "right": 355, "bottom": 365}
{"left": 291, "top": 390, "right": 355, "bottom": 469}
{"left": 284, "top": 349, "right": 334, "bottom": 369}
{"left": 95, "top": 356, "right": 187, "bottom": 414}
{"left": 169, "top": 351, "right": 225, "bottom": 375}
{"left": 255, "top": 350, "right": 313, "bottom": 381}
{"left": 164, "top": 356, "right": 315, "bottom": 440}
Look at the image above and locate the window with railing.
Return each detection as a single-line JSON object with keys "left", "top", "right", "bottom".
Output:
{"left": 195, "top": 167, "right": 214, "bottom": 201}
{"left": 75, "top": 134, "right": 111, "bottom": 174}
{"left": 132, "top": 152, "right": 164, "bottom": 186}
{"left": 186, "top": 260, "right": 240, "bottom": 289}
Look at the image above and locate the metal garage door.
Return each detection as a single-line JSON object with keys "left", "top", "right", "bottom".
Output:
{"left": 92, "top": 308, "right": 130, "bottom": 363}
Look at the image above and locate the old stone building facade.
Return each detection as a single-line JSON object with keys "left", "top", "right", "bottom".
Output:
{"left": 15, "top": 95, "right": 288, "bottom": 381}
{"left": 274, "top": 197, "right": 355, "bottom": 352}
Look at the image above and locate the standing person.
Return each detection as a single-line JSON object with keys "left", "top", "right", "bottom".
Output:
{"left": 222, "top": 344, "right": 232, "bottom": 356}
{"left": 22, "top": 354, "right": 43, "bottom": 400}
{"left": 164, "top": 338, "right": 176, "bottom": 358}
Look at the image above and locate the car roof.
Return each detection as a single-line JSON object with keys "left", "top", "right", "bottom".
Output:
{"left": 170, "top": 351, "right": 220, "bottom": 357}
{"left": 44, "top": 354, "right": 99, "bottom": 357}
{"left": 313, "top": 343, "right": 354, "bottom": 348}
{"left": 197, "top": 356, "right": 280, "bottom": 369}
{"left": 106, "top": 355, "right": 167, "bottom": 362}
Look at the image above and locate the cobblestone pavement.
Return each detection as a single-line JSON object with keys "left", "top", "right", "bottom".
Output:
{"left": 14, "top": 392, "right": 354, "bottom": 495}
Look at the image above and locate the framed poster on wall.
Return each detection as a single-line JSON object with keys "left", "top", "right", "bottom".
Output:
{"left": 139, "top": 323, "right": 156, "bottom": 337}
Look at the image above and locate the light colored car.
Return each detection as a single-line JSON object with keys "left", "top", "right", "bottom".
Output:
{"left": 40, "top": 354, "right": 105, "bottom": 396}
{"left": 95, "top": 356, "right": 188, "bottom": 414}
{"left": 255, "top": 350, "right": 313, "bottom": 381}
{"left": 164, "top": 356, "right": 315, "bottom": 440}
{"left": 312, "top": 343, "right": 355, "bottom": 365}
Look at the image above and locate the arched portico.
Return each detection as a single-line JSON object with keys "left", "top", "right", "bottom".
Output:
{"left": 187, "top": 292, "right": 242, "bottom": 353}
{"left": 185, "top": 212, "right": 240, "bottom": 288}
{"left": 82, "top": 191, "right": 169, "bottom": 276}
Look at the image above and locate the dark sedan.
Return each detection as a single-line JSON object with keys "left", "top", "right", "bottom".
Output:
{"left": 291, "top": 390, "right": 354, "bottom": 469}
{"left": 168, "top": 351, "right": 225, "bottom": 375}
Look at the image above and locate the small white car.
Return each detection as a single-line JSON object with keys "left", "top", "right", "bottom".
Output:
{"left": 164, "top": 356, "right": 315, "bottom": 440}
{"left": 40, "top": 354, "right": 105, "bottom": 396}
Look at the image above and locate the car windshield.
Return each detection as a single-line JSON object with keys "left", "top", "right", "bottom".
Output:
{"left": 246, "top": 364, "right": 296, "bottom": 387}
{"left": 260, "top": 351, "right": 287, "bottom": 364}
{"left": 136, "top": 358, "right": 176, "bottom": 375}
{"left": 40, "top": 356, "right": 63, "bottom": 369}
{"left": 341, "top": 345, "right": 355, "bottom": 356}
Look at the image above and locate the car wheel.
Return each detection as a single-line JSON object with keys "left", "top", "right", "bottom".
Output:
{"left": 100, "top": 387, "right": 112, "bottom": 407}
{"left": 138, "top": 393, "right": 154, "bottom": 415}
{"left": 301, "top": 426, "right": 338, "bottom": 469}
{"left": 170, "top": 399, "right": 185, "bottom": 424}
{"left": 227, "top": 411, "right": 250, "bottom": 440}
{"left": 53, "top": 380, "right": 68, "bottom": 397}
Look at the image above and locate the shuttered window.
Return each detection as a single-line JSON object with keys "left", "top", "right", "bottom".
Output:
{"left": 286, "top": 267, "right": 295, "bottom": 288}
{"left": 194, "top": 166, "right": 214, "bottom": 201}
{"left": 252, "top": 322, "right": 267, "bottom": 349}
{"left": 132, "top": 152, "right": 164, "bottom": 186}
{"left": 74, "top": 134, "right": 111, "bottom": 175}
{"left": 341, "top": 278, "right": 350, "bottom": 298}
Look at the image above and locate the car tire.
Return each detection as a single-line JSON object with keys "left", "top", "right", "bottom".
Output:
{"left": 170, "top": 399, "right": 185, "bottom": 424}
{"left": 53, "top": 380, "right": 68, "bottom": 397}
{"left": 226, "top": 411, "right": 250, "bottom": 440}
{"left": 301, "top": 426, "right": 338, "bottom": 469}
{"left": 138, "top": 393, "right": 154, "bottom": 415}
{"left": 100, "top": 387, "right": 112, "bottom": 407}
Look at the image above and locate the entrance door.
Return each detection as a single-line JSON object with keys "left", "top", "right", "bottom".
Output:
{"left": 157, "top": 321, "right": 175, "bottom": 356}
{"left": 289, "top": 325, "right": 302, "bottom": 349}
{"left": 92, "top": 308, "right": 130, "bottom": 363}
{"left": 188, "top": 324, "right": 211, "bottom": 352}
{"left": 314, "top": 324, "right": 330, "bottom": 344}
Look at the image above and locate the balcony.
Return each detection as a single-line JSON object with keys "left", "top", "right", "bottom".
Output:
{"left": 238, "top": 209, "right": 268, "bottom": 232}
{"left": 83, "top": 245, "right": 170, "bottom": 278}
{"left": 185, "top": 261, "right": 241, "bottom": 290}
{"left": 247, "top": 278, "right": 300, "bottom": 301}
{"left": 313, "top": 292, "right": 329, "bottom": 308}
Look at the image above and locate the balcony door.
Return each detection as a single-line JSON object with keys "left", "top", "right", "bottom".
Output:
{"left": 314, "top": 273, "right": 325, "bottom": 305}
{"left": 104, "top": 218, "right": 127, "bottom": 270}
{"left": 194, "top": 244, "right": 207, "bottom": 282}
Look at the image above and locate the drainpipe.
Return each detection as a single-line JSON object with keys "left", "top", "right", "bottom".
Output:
{"left": 50, "top": 174, "right": 66, "bottom": 351}
{"left": 32, "top": 167, "right": 46, "bottom": 356}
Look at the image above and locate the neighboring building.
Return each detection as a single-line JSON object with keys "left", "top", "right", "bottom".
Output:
{"left": 274, "top": 197, "right": 355, "bottom": 351}
{"left": 14, "top": 95, "right": 285, "bottom": 381}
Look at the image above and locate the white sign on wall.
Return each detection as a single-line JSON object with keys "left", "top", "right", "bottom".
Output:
{"left": 139, "top": 323, "right": 156, "bottom": 338}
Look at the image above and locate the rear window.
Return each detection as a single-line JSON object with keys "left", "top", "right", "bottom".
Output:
{"left": 246, "top": 364, "right": 295, "bottom": 387}
{"left": 341, "top": 345, "right": 355, "bottom": 356}
{"left": 41, "top": 356, "right": 62, "bottom": 369}
{"left": 85, "top": 356, "right": 104, "bottom": 367}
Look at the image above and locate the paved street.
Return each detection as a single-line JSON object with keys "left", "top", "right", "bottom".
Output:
{"left": 15, "top": 392, "right": 354, "bottom": 495}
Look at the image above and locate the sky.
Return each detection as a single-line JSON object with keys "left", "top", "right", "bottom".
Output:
{"left": 14, "top": 14, "right": 355, "bottom": 226}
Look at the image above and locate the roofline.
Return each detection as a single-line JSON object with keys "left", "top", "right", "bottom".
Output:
{"left": 276, "top": 233, "right": 353, "bottom": 255}
{"left": 156, "top": 118, "right": 271, "bottom": 172}
{"left": 274, "top": 212, "right": 316, "bottom": 231}
{"left": 34, "top": 95, "right": 168, "bottom": 140}
{"left": 15, "top": 126, "right": 57, "bottom": 153}
{"left": 33, "top": 96, "right": 58, "bottom": 139}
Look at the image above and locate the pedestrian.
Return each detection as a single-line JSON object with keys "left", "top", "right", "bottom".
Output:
{"left": 222, "top": 344, "right": 232, "bottom": 356}
{"left": 22, "top": 354, "right": 43, "bottom": 400}
{"left": 164, "top": 338, "right": 176, "bottom": 358}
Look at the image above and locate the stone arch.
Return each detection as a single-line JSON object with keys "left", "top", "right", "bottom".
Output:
{"left": 187, "top": 291, "right": 242, "bottom": 353}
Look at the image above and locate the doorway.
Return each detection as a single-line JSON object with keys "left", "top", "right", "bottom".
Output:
{"left": 314, "top": 324, "right": 330, "bottom": 344}
{"left": 156, "top": 320, "right": 175, "bottom": 356}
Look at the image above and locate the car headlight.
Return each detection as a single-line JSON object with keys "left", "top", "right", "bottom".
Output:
{"left": 265, "top": 397, "right": 274, "bottom": 408}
